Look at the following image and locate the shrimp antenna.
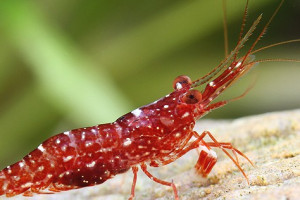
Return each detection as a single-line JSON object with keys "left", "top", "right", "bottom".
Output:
{"left": 251, "top": 39, "right": 300, "bottom": 54}
{"left": 222, "top": 0, "right": 229, "bottom": 57}
{"left": 249, "top": 58, "right": 300, "bottom": 65}
{"left": 233, "top": 0, "right": 249, "bottom": 61}
{"left": 240, "top": 0, "right": 285, "bottom": 67}
{"left": 191, "top": 14, "right": 262, "bottom": 88}
{"left": 227, "top": 72, "right": 257, "bottom": 103}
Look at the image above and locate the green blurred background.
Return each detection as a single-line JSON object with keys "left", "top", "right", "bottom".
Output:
{"left": 0, "top": 0, "right": 299, "bottom": 169}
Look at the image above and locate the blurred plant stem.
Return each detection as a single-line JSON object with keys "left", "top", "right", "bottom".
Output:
{"left": 0, "top": 0, "right": 131, "bottom": 125}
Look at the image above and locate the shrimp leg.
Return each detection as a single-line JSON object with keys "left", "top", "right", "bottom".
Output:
{"left": 128, "top": 166, "right": 138, "bottom": 200}
{"left": 193, "top": 131, "right": 252, "bottom": 183}
{"left": 140, "top": 163, "right": 179, "bottom": 200}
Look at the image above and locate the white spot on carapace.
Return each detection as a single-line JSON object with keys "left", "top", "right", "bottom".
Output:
{"left": 163, "top": 105, "right": 169, "bottom": 109}
{"left": 86, "top": 161, "right": 96, "bottom": 168}
{"left": 85, "top": 141, "right": 93, "bottom": 147}
{"left": 91, "top": 129, "right": 97, "bottom": 134}
{"left": 182, "top": 112, "right": 190, "bottom": 118}
{"left": 19, "top": 161, "right": 25, "bottom": 168}
{"left": 138, "top": 145, "right": 146, "bottom": 149}
{"left": 38, "top": 144, "right": 45, "bottom": 152}
{"left": 175, "top": 132, "right": 181, "bottom": 138}
{"left": 6, "top": 166, "right": 12, "bottom": 174}
{"left": 38, "top": 166, "right": 44, "bottom": 171}
{"left": 123, "top": 138, "right": 132, "bottom": 146}
{"left": 13, "top": 176, "right": 20, "bottom": 181}
{"left": 165, "top": 94, "right": 170, "bottom": 97}
{"left": 63, "top": 131, "right": 70, "bottom": 136}
{"left": 47, "top": 174, "right": 53, "bottom": 178}
{"left": 56, "top": 138, "right": 61, "bottom": 144}
{"left": 209, "top": 82, "right": 215, "bottom": 87}
{"left": 132, "top": 108, "right": 142, "bottom": 117}
{"left": 61, "top": 145, "right": 67, "bottom": 152}
{"left": 81, "top": 132, "right": 86, "bottom": 140}
{"left": 64, "top": 156, "right": 73, "bottom": 162}
{"left": 172, "top": 98, "right": 176, "bottom": 101}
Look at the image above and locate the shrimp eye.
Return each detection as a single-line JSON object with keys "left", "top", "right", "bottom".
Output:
{"left": 173, "top": 75, "right": 192, "bottom": 90}
{"left": 182, "top": 90, "right": 202, "bottom": 104}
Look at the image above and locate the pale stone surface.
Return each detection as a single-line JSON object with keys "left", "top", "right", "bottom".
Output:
{"left": 4, "top": 110, "right": 300, "bottom": 200}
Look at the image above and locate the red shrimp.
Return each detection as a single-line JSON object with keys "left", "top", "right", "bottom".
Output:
{"left": 0, "top": 0, "right": 299, "bottom": 199}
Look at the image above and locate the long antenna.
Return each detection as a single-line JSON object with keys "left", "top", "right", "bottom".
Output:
{"left": 251, "top": 39, "right": 300, "bottom": 54}
{"left": 222, "top": 0, "right": 229, "bottom": 57}
{"left": 234, "top": 0, "right": 249, "bottom": 61}
{"left": 240, "top": 0, "right": 285, "bottom": 67}
{"left": 238, "top": 0, "right": 249, "bottom": 45}
{"left": 191, "top": 14, "right": 262, "bottom": 88}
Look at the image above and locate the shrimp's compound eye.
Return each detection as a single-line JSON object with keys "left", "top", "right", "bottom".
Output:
{"left": 173, "top": 75, "right": 192, "bottom": 90}
{"left": 182, "top": 90, "right": 202, "bottom": 104}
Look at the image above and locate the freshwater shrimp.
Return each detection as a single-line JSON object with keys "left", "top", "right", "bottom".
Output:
{"left": 0, "top": 0, "right": 299, "bottom": 199}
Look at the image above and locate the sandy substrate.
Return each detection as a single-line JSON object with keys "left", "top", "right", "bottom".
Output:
{"left": 2, "top": 109, "right": 300, "bottom": 200}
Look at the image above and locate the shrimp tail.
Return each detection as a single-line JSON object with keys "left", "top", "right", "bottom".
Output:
{"left": 0, "top": 144, "right": 60, "bottom": 197}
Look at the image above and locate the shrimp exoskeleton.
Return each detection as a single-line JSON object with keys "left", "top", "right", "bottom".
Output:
{"left": 0, "top": 0, "right": 299, "bottom": 199}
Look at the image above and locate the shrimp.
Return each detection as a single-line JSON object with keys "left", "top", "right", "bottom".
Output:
{"left": 0, "top": 0, "right": 299, "bottom": 199}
